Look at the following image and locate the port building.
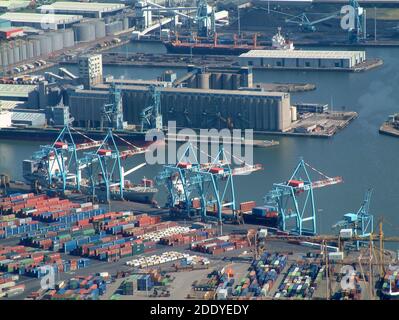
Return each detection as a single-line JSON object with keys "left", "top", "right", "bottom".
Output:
{"left": 68, "top": 85, "right": 293, "bottom": 132}
{"left": 239, "top": 50, "right": 366, "bottom": 69}
{"left": 38, "top": 2, "right": 126, "bottom": 19}
{"left": 0, "top": 12, "right": 83, "bottom": 30}
{"left": 78, "top": 54, "right": 103, "bottom": 89}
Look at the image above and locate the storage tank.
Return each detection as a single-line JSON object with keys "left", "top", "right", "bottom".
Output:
{"left": 93, "top": 20, "right": 106, "bottom": 39}
{"left": 49, "top": 31, "right": 64, "bottom": 51}
{"left": 73, "top": 23, "right": 96, "bottom": 43}
{"left": 30, "top": 38, "right": 41, "bottom": 57}
{"left": 20, "top": 41, "right": 27, "bottom": 61}
{"left": 197, "top": 73, "right": 210, "bottom": 89}
{"left": 222, "top": 73, "right": 232, "bottom": 90}
{"left": 290, "top": 106, "right": 297, "bottom": 122}
{"left": 7, "top": 47, "right": 14, "bottom": 66}
{"left": 123, "top": 17, "right": 129, "bottom": 30}
{"left": 231, "top": 74, "right": 240, "bottom": 90}
{"left": 210, "top": 73, "right": 222, "bottom": 89}
{"left": 11, "top": 43, "right": 20, "bottom": 64}
{"left": 1, "top": 47, "right": 8, "bottom": 67}
{"left": 105, "top": 21, "right": 123, "bottom": 35}
{"left": 38, "top": 35, "right": 52, "bottom": 56}
{"left": 26, "top": 41, "right": 34, "bottom": 59}
{"left": 60, "top": 29, "right": 74, "bottom": 48}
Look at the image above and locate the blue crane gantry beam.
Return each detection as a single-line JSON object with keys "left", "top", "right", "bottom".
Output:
{"left": 332, "top": 188, "right": 374, "bottom": 250}
{"left": 264, "top": 158, "right": 342, "bottom": 236}
{"left": 156, "top": 142, "right": 262, "bottom": 224}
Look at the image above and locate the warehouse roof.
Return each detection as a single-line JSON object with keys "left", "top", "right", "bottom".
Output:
{"left": 239, "top": 49, "right": 365, "bottom": 59}
{"left": 0, "top": 84, "right": 36, "bottom": 98}
{"left": 0, "top": 12, "right": 83, "bottom": 24}
{"left": 38, "top": 2, "right": 125, "bottom": 13}
{"left": 93, "top": 84, "right": 288, "bottom": 98}
{"left": 0, "top": 1, "right": 30, "bottom": 10}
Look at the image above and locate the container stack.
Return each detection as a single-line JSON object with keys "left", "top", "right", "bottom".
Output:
{"left": 275, "top": 262, "right": 320, "bottom": 299}
{"left": 159, "top": 228, "right": 216, "bottom": 246}
{"left": 0, "top": 245, "right": 91, "bottom": 278}
{"left": 191, "top": 234, "right": 249, "bottom": 255}
{"left": 0, "top": 273, "right": 24, "bottom": 298}
{"left": 233, "top": 252, "right": 287, "bottom": 298}
{"left": 43, "top": 275, "right": 107, "bottom": 300}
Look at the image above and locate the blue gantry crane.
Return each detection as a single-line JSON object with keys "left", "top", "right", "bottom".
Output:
{"left": 332, "top": 189, "right": 374, "bottom": 250}
{"left": 256, "top": 0, "right": 366, "bottom": 42}
{"left": 101, "top": 83, "right": 125, "bottom": 130}
{"left": 80, "top": 130, "right": 146, "bottom": 203}
{"left": 28, "top": 124, "right": 102, "bottom": 194}
{"left": 140, "top": 85, "right": 163, "bottom": 132}
{"left": 156, "top": 142, "right": 262, "bottom": 224}
{"left": 264, "top": 158, "right": 342, "bottom": 236}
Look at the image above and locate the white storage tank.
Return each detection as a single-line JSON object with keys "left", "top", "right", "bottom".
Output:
{"left": 50, "top": 31, "right": 64, "bottom": 51}
{"left": 73, "top": 23, "right": 96, "bottom": 43}
{"left": 290, "top": 106, "right": 297, "bottom": 122}
{"left": 59, "top": 29, "right": 75, "bottom": 48}
{"left": 93, "top": 20, "right": 106, "bottom": 39}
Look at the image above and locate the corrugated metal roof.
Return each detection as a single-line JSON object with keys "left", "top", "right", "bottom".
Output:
{"left": 0, "top": 84, "right": 36, "bottom": 98}
{"left": 0, "top": 100, "right": 24, "bottom": 110}
{"left": 38, "top": 1, "right": 125, "bottom": 12}
{"left": 0, "top": 12, "right": 83, "bottom": 24}
{"left": 11, "top": 111, "right": 45, "bottom": 121}
{"left": 239, "top": 50, "right": 365, "bottom": 59}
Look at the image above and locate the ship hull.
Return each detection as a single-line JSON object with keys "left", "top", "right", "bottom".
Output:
{"left": 243, "top": 213, "right": 279, "bottom": 227}
{"left": 164, "top": 42, "right": 259, "bottom": 56}
{"left": 0, "top": 127, "right": 150, "bottom": 146}
{"left": 123, "top": 189, "right": 157, "bottom": 203}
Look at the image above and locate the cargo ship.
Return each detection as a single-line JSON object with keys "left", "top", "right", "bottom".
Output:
{"left": 0, "top": 126, "right": 150, "bottom": 146}
{"left": 164, "top": 28, "right": 294, "bottom": 56}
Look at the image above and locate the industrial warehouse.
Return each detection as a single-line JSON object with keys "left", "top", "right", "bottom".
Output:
{"left": 0, "top": 0, "right": 397, "bottom": 308}
{"left": 239, "top": 50, "right": 367, "bottom": 69}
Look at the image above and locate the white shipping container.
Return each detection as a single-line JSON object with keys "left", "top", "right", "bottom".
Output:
{"left": 340, "top": 228, "right": 353, "bottom": 239}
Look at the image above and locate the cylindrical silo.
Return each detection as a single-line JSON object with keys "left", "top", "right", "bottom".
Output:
{"left": 50, "top": 31, "right": 64, "bottom": 51}
{"left": 1, "top": 47, "right": 8, "bottom": 67}
{"left": 211, "top": 73, "right": 222, "bottom": 89}
{"left": 73, "top": 23, "right": 96, "bottom": 43}
{"left": 197, "top": 73, "right": 210, "bottom": 89}
{"left": 20, "top": 41, "right": 27, "bottom": 61}
{"left": 31, "top": 38, "right": 41, "bottom": 57}
{"left": 60, "top": 29, "right": 75, "bottom": 48}
{"left": 11, "top": 42, "right": 20, "bottom": 64}
{"left": 40, "top": 34, "right": 53, "bottom": 55}
{"left": 7, "top": 47, "right": 14, "bottom": 66}
{"left": 222, "top": 73, "right": 232, "bottom": 90}
{"left": 105, "top": 21, "right": 123, "bottom": 36}
{"left": 93, "top": 20, "right": 106, "bottom": 39}
{"left": 123, "top": 17, "right": 129, "bottom": 30}
{"left": 26, "top": 40, "right": 34, "bottom": 59}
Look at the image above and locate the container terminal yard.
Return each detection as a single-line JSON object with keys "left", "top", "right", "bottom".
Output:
{"left": 0, "top": 0, "right": 398, "bottom": 306}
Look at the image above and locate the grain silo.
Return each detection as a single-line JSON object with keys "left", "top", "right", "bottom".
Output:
{"left": 38, "top": 34, "right": 53, "bottom": 55}
{"left": 30, "top": 37, "right": 41, "bottom": 57}
{"left": 1, "top": 47, "right": 8, "bottom": 67}
{"left": 123, "top": 17, "right": 129, "bottom": 30}
{"left": 93, "top": 20, "right": 106, "bottom": 39}
{"left": 59, "top": 29, "right": 75, "bottom": 48}
{"left": 19, "top": 41, "right": 27, "bottom": 61}
{"left": 7, "top": 46, "right": 14, "bottom": 66}
{"left": 11, "top": 42, "right": 20, "bottom": 64}
{"left": 73, "top": 23, "right": 96, "bottom": 43}
{"left": 50, "top": 31, "right": 64, "bottom": 51}
{"left": 26, "top": 40, "right": 34, "bottom": 59}
{"left": 105, "top": 21, "right": 122, "bottom": 35}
